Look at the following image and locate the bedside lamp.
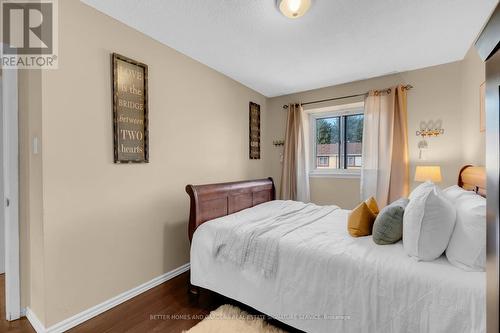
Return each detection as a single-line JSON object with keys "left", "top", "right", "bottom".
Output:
{"left": 415, "top": 166, "right": 442, "bottom": 183}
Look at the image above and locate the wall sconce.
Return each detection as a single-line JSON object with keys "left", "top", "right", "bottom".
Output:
{"left": 418, "top": 139, "right": 428, "bottom": 160}
{"left": 416, "top": 120, "right": 445, "bottom": 138}
{"left": 273, "top": 140, "right": 285, "bottom": 147}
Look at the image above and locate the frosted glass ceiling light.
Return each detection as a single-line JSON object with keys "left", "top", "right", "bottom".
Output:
{"left": 278, "top": 0, "right": 311, "bottom": 19}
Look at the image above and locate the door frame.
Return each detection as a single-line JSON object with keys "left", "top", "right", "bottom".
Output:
{"left": 1, "top": 63, "right": 21, "bottom": 321}
{"left": 475, "top": 5, "right": 500, "bottom": 333}
{"left": 485, "top": 49, "right": 499, "bottom": 333}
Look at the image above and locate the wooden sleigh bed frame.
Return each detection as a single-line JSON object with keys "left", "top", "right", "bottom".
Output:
{"left": 458, "top": 165, "right": 486, "bottom": 197}
{"left": 185, "top": 178, "right": 276, "bottom": 242}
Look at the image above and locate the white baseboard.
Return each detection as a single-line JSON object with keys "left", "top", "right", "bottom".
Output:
{"left": 25, "top": 263, "right": 190, "bottom": 333}
{"left": 26, "top": 307, "right": 46, "bottom": 333}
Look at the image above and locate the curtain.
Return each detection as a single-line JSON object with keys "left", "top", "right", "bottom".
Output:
{"left": 361, "top": 85, "right": 409, "bottom": 207}
{"left": 280, "top": 104, "right": 310, "bottom": 202}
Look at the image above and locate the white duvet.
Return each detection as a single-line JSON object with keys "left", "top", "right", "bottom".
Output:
{"left": 191, "top": 200, "right": 485, "bottom": 333}
{"left": 213, "top": 201, "right": 339, "bottom": 278}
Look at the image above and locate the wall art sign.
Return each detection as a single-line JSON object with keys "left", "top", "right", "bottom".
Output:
{"left": 112, "top": 53, "right": 149, "bottom": 163}
{"left": 249, "top": 102, "right": 261, "bottom": 159}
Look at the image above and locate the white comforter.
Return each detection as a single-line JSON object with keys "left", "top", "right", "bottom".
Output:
{"left": 214, "top": 201, "right": 339, "bottom": 278}
{"left": 191, "top": 200, "right": 485, "bottom": 333}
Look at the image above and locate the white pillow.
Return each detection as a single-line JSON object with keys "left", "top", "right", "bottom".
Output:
{"left": 446, "top": 194, "right": 486, "bottom": 271}
{"left": 443, "top": 185, "right": 474, "bottom": 204}
{"left": 409, "top": 181, "right": 434, "bottom": 200}
{"left": 403, "top": 184, "right": 456, "bottom": 261}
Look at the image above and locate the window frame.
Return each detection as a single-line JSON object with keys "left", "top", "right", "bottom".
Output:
{"left": 309, "top": 104, "right": 364, "bottom": 178}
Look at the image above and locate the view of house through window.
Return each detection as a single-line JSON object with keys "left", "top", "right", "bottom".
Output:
{"left": 315, "top": 113, "right": 364, "bottom": 170}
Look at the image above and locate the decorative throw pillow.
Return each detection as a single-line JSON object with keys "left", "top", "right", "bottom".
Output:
{"left": 372, "top": 198, "right": 409, "bottom": 245}
{"left": 348, "top": 201, "right": 377, "bottom": 237}
{"left": 403, "top": 184, "right": 456, "bottom": 261}
{"left": 365, "top": 196, "right": 380, "bottom": 215}
{"left": 446, "top": 193, "right": 486, "bottom": 271}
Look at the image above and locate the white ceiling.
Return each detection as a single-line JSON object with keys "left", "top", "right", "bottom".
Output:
{"left": 81, "top": 0, "right": 497, "bottom": 97}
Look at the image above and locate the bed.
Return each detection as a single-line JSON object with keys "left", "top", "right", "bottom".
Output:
{"left": 186, "top": 166, "right": 486, "bottom": 333}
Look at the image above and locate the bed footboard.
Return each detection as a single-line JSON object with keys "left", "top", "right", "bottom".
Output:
{"left": 185, "top": 178, "right": 275, "bottom": 242}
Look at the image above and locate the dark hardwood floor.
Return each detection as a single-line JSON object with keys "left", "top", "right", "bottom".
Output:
{"left": 0, "top": 274, "right": 35, "bottom": 333}
{"left": 69, "top": 272, "right": 223, "bottom": 333}
{"left": 1, "top": 272, "right": 301, "bottom": 332}
{"left": 0, "top": 272, "right": 219, "bottom": 333}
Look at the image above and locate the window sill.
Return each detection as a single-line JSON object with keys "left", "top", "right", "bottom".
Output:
{"left": 309, "top": 170, "right": 361, "bottom": 179}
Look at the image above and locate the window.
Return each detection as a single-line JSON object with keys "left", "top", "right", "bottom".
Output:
{"left": 345, "top": 114, "right": 364, "bottom": 169}
{"left": 310, "top": 106, "right": 364, "bottom": 176}
{"left": 315, "top": 116, "right": 340, "bottom": 169}
{"left": 317, "top": 156, "right": 330, "bottom": 167}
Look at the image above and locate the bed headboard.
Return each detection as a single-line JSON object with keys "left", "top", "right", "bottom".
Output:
{"left": 186, "top": 178, "right": 275, "bottom": 241}
{"left": 458, "top": 165, "right": 486, "bottom": 197}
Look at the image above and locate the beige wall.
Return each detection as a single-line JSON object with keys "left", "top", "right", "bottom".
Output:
{"left": 18, "top": 69, "right": 45, "bottom": 321}
{"left": 309, "top": 177, "right": 360, "bottom": 209}
{"left": 23, "top": 0, "right": 267, "bottom": 327}
{"left": 461, "top": 47, "right": 486, "bottom": 165}
{"left": 266, "top": 56, "right": 483, "bottom": 208}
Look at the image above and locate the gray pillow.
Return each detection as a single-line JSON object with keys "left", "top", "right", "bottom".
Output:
{"left": 372, "top": 198, "right": 409, "bottom": 245}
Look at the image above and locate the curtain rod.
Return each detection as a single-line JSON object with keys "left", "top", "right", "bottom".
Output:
{"left": 282, "top": 84, "right": 413, "bottom": 109}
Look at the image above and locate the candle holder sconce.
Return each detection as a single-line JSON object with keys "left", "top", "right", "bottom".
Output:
{"left": 416, "top": 120, "right": 444, "bottom": 138}
{"left": 273, "top": 140, "right": 285, "bottom": 147}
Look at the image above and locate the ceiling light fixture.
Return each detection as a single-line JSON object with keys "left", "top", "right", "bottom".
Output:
{"left": 278, "top": 0, "right": 311, "bottom": 19}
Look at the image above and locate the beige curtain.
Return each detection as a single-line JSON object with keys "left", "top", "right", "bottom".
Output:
{"left": 361, "top": 85, "right": 409, "bottom": 207}
{"left": 280, "top": 104, "right": 310, "bottom": 202}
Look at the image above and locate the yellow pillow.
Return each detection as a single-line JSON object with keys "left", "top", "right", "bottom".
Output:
{"left": 348, "top": 201, "right": 377, "bottom": 237}
{"left": 365, "top": 196, "right": 380, "bottom": 215}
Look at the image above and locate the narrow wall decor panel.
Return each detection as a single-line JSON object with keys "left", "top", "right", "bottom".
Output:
{"left": 249, "top": 102, "right": 261, "bottom": 159}
{"left": 112, "top": 53, "right": 149, "bottom": 163}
